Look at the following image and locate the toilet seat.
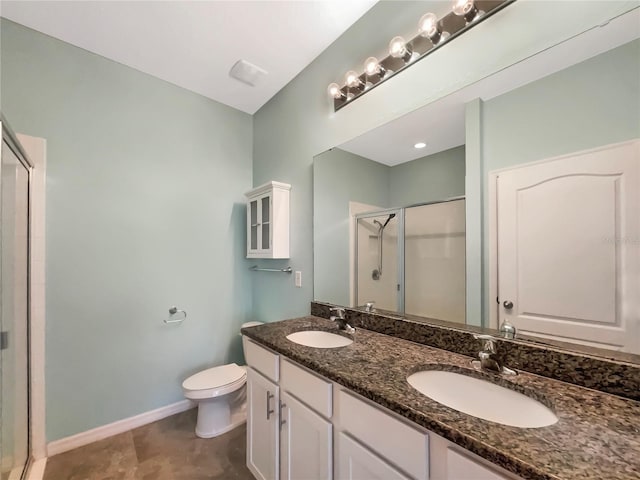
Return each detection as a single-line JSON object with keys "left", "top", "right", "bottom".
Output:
{"left": 182, "top": 363, "right": 247, "bottom": 400}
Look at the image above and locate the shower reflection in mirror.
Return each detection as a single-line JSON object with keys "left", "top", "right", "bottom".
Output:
{"left": 354, "top": 198, "right": 466, "bottom": 323}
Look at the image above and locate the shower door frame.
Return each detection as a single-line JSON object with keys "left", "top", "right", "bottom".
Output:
{"left": 1, "top": 116, "right": 35, "bottom": 480}
{"left": 353, "top": 207, "right": 405, "bottom": 313}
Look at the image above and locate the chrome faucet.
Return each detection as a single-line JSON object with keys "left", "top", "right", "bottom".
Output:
{"left": 330, "top": 307, "right": 355, "bottom": 334}
{"left": 473, "top": 334, "right": 516, "bottom": 375}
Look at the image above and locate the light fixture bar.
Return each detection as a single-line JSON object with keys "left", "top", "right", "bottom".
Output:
{"left": 330, "top": 0, "right": 514, "bottom": 111}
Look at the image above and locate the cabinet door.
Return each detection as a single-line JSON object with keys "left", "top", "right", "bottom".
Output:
{"left": 247, "top": 193, "right": 273, "bottom": 256}
{"left": 247, "top": 368, "right": 279, "bottom": 480}
{"left": 248, "top": 198, "right": 260, "bottom": 254}
{"left": 446, "top": 448, "right": 511, "bottom": 480}
{"left": 337, "top": 433, "right": 409, "bottom": 480}
{"left": 259, "top": 193, "right": 272, "bottom": 252}
{"left": 280, "top": 393, "right": 332, "bottom": 480}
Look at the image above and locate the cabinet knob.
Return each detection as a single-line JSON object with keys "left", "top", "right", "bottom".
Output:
{"left": 503, "top": 300, "right": 514, "bottom": 310}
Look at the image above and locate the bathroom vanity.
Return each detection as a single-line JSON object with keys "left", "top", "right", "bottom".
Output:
{"left": 241, "top": 316, "right": 640, "bottom": 480}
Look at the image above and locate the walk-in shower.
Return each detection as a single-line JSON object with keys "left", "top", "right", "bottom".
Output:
{"left": 355, "top": 198, "right": 466, "bottom": 322}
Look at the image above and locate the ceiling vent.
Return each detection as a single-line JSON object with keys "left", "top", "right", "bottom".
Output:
{"left": 229, "top": 60, "right": 268, "bottom": 87}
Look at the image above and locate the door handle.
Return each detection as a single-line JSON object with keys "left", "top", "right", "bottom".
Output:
{"left": 503, "top": 300, "right": 514, "bottom": 310}
{"left": 266, "top": 391, "right": 274, "bottom": 420}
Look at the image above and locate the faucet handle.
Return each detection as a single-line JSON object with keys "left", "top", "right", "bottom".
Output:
{"left": 473, "top": 334, "right": 497, "bottom": 354}
{"left": 330, "top": 307, "right": 346, "bottom": 318}
{"left": 364, "top": 301, "right": 375, "bottom": 313}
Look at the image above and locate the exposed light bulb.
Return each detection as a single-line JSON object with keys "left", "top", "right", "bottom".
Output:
{"left": 364, "top": 56, "right": 386, "bottom": 78}
{"left": 388, "top": 36, "right": 413, "bottom": 63}
{"left": 418, "top": 13, "right": 449, "bottom": 44}
{"left": 389, "top": 36, "right": 407, "bottom": 58}
{"left": 452, "top": 0, "right": 483, "bottom": 23}
{"left": 345, "top": 70, "right": 364, "bottom": 89}
{"left": 327, "top": 83, "right": 344, "bottom": 99}
{"left": 452, "top": 0, "right": 474, "bottom": 15}
{"left": 364, "top": 57, "right": 379, "bottom": 76}
{"left": 418, "top": 13, "right": 438, "bottom": 38}
{"left": 414, "top": 142, "right": 427, "bottom": 149}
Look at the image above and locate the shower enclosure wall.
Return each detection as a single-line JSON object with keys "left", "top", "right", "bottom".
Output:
{"left": 0, "top": 120, "right": 32, "bottom": 480}
{"left": 355, "top": 198, "right": 466, "bottom": 323}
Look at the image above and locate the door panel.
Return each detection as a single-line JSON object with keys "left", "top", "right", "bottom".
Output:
{"left": 247, "top": 368, "right": 279, "bottom": 480}
{"left": 497, "top": 140, "right": 640, "bottom": 352}
{"left": 280, "top": 392, "right": 332, "bottom": 480}
{"left": 337, "top": 433, "right": 409, "bottom": 480}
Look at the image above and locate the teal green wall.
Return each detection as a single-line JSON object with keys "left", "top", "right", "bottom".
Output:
{"left": 389, "top": 146, "right": 465, "bottom": 207}
{"left": 1, "top": 20, "right": 253, "bottom": 441}
{"left": 253, "top": 1, "right": 635, "bottom": 322}
{"left": 469, "top": 38, "right": 640, "bottom": 323}
{"left": 313, "top": 148, "right": 389, "bottom": 306}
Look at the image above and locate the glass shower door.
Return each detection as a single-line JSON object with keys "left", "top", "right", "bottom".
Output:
{"left": 404, "top": 199, "right": 466, "bottom": 323}
{"left": 0, "top": 138, "right": 31, "bottom": 480}
{"left": 355, "top": 211, "right": 401, "bottom": 312}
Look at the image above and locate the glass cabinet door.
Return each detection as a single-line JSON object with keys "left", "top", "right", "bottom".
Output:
{"left": 249, "top": 199, "right": 259, "bottom": 251}
{"left": 261, "top": 195, "right": 270, "bottom": 251}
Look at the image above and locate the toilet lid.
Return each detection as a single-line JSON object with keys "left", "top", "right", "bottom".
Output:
{"left": 242, "top": 321, "right": 263, "bottom": 328}
{"left": 182, "top": 363, "right": 246, "bottom": 391}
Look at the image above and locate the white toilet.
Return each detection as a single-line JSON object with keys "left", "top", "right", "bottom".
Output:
{"left": 182, "top": 321, "right": 263, "bottom": 438}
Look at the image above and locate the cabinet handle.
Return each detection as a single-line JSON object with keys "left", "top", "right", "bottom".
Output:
{"left": 266, "top": 391, "right": 274, "bottom": 420}
{"left": 280, "top": 402, "right": 287, "bottom": 427}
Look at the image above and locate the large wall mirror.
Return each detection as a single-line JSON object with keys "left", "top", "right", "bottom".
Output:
{"left": 313, "top": 8, "right": 640, "bottom": 358}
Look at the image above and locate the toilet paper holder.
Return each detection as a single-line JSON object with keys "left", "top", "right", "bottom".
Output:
{"left": 164, "top": 306, "right": 187, "bottom": 324}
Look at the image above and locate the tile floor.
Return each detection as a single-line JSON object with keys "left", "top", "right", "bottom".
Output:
{"left": 43, "top": 408, "right": 254, "bottom": 480}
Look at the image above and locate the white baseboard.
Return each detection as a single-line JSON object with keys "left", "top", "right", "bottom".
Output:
{"left": 26, "top": 458, "right": 47, "bottom": 480}
{"left": 47, "top": 399, "right": 195, "bottom": 457}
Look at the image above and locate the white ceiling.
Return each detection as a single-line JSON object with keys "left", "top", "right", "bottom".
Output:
{"left": 339, "top": 7, "right": 640, "bottom": 166}
{"left": 0, "top": 0, "right": 377, "bottom": 114}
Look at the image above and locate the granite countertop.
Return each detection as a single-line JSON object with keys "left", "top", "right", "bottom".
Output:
{"left": 241, "top": 316, "right": 640, "bottom": 480}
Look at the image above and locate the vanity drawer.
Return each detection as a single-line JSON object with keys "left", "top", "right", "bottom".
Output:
{"left": 243, "top": 337, "right": 279, "bottom": 382}
{"left": 280, "top": 358, "right": 332, "bottom": 418}
{"left": 339, "top": 390, "right": 429, "bottom": 480}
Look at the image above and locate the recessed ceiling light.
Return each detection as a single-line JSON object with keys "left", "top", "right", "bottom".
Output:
{"left": 414, "top": 142, "right": 427, "bottom": 149}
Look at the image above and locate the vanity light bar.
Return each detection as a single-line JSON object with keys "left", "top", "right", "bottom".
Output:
{"left": 328, "top": 0, "right": 514, "bottom": 111}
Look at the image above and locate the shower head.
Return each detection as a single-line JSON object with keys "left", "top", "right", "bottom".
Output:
{"left": 383, "top": 213, "right": 396, "bottom": 228}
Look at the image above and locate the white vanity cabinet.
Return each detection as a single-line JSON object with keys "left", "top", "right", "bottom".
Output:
{"left": 245, "top": 181, "right": 290, "bottom": 259}
{"left": 243, "top": 336, "right": 521, "bottom": 480}
{"left": 245, "top": 339, "right": 332, "bottom": 480}
{"left": 246, "top": 367, "right": 280, "bottom": 480}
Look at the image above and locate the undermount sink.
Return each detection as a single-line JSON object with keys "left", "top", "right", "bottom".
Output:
{"left": 286, "top": 330, "right": 353, "bottom": 348}
{"left": 407, "top": 370, "right": 558, "bottom": 428}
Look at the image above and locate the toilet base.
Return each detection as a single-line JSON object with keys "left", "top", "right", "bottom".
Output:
{"left": 194, "top": 396, "right": 247, "bottom": 439}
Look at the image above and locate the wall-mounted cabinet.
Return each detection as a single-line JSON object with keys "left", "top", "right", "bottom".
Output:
{"left": 245, "top": 181, "right": 291, "bottom": 259}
